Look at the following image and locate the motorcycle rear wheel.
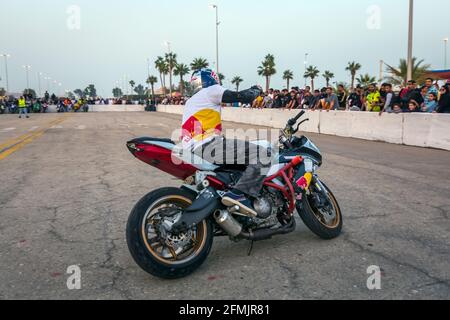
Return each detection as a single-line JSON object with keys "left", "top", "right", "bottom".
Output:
{"left": 297, "top": 181, "right": 343, "bottom": 240}
{"left": 126, "top": 187, "right": 214, "bottom": 279}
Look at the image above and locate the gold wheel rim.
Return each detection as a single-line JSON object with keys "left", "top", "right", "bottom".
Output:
{"left": 308, "top": 191, "right": 341, "bottom": 229}
{"left": 141, "top": 196, "right": 208, "bottom": 266}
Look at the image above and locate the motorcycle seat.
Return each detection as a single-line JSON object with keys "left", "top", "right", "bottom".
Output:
{"left": 131, "top": 137, "right": 219, "bottom": 172}
{"left": 130, "top": 137, "right": 175, "bottom": 145}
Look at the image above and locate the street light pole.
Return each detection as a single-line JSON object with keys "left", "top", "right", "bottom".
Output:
{"left": 444, "top": 38, "right": 449, "bottom": 69}
{"left": 146, "top": 59, "right": 150, "bottom": 98}
{"left": 38, "top": 72, "right": 43, "bottom": 98}
{"left": 211, "top": 4, "right": 220, "bottom": 77}
{"left": 304, "top": 53, "right": 309, "bottom": 88}
{"left": 1, "top": 54, "right": 10, "bottom": 93}
{"left": 164, "top": 41, "right": 172, "bottom": 54}
{"left": 164, "top": 41, "right": 173, "bottom": 96}
{"left": 23, "top": 65, "right": 32, "bottom": 95}
{"left": 379, "top": 60, "right": 384, "bottom": 84}
{"left": 407, "top": 0, "right": 414, "bottom": 82}
{"left": 45, "top": 77, "right": 51, "bottom": 92}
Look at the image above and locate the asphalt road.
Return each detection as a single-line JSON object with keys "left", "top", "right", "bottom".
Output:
{"left": 0, "top": 112, "right": 449, "bottom": 300}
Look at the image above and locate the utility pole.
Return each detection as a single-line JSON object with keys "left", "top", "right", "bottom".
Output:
{"left": 407, "top": 0, "right": 414, "bottom": 82}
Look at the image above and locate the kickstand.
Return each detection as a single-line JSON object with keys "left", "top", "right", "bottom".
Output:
{"left": 247, "top": 240, "right": 254, "bottom": 256}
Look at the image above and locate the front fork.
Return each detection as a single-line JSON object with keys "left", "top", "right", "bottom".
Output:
{"left": 310, "top": 176, "right": 332, "bottom": 208}
{"left": 294, "top": 163, "right": 330, "bottom": 209}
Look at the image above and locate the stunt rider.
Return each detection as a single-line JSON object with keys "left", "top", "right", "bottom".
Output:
{"left": 181, "top": 68, "right": 270, "bottom": 217}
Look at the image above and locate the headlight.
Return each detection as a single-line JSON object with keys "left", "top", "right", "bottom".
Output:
{"left": 303, "top": 158, "right": 314, "bottom": 173}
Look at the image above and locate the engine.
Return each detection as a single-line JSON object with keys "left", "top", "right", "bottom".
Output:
{"left": 248, "top": 189, "right": 286, "bottom": 229}
{"left": 214, "top": 189, "right": 290, "bottom": 239}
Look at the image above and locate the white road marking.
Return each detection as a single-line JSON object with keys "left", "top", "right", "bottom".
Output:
{"left": 76, "top": 125, "right": 86, "bottom": 130}
{"left": 1, "top": 128, "right": 16, "bottom": 132}
{"left": 51, "top": 125, "right": 63, "bottom": 129}
{"left": 28, "top": 126, "right": 40, "bottom": 132}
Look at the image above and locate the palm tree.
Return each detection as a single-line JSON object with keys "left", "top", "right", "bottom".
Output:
{"left": 323, "top": 71, "right": 335, "bottom": 87}
{"left": 165, "top": 52, "right": 177, "bottom": 95}
{"left": 155, "top": 56, "right": 168, "bottom": 94}
{"left": 190, "top": 58, "right": 209, "bottom": 71}
{"left": 146, "top": 76, "right": 158, "bottom": 99}
{"left": 384, "top": 57, "right": 431, "bottom": 86}
{"left": 231, "top": 76, "right": 244, "bottom": 91}
{"left": 283, "top": 70, "right": 294, "bottom": 90}
{"left": 134, "top": 84, "right": 145, "bottom": 96}
{"left": 174, "top": 63, "right": 190, "bottom": 95}
{"left": 129, "top": 80, "right": 135, "bottom": 99}
{"left": 112, "top": 87, "right": 123, "bottom": 98}
{"left": 346, "top": 62, "right": 362, "bottom": 89}
{"left": 218, "top": 73, "right": 225, "bottom": 85}
{"left": 356, "top": 74, "right": 377, "bottom": 88}
{"left": 304, "top": 66, "right": 320, "bottom": 91}
{"left": 257, "top": 54, "right": 277, "bottom": 92}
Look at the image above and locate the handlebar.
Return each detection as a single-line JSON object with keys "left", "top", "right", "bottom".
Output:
{"left": 281, "top": 110, "right": 309, "bottom": 148}
{"left": 294, "top": 110, "right": 306, "bottom": 122}
{"left": 288, "top": 110, "right": 306, "bottom": 126}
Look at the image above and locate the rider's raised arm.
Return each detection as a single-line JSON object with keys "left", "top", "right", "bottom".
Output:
{"left": 221, "top": 86, "right": 262, "bottom": 104}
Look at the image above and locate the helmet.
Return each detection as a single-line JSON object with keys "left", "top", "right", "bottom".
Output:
{"left": 190, "top": 68, "right": 220, "bottom": 94}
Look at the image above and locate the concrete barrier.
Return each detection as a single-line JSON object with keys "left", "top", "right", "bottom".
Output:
{"left": 428, "top": 114, "right": 450, "bottom": 150}
{"left": 40, "top": 104, "right": 146, "bottom": 113}
{"left": 402, "top": 113, "right": 440, "bottom": 148}
{"left": 89, "top": 105, "right": 145, "bottom": 112}
{"left": 157, "top": 105, "right": 450, "bottom": 151}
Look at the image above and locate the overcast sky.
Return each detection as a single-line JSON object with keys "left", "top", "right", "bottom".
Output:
{"left": 1, "top": 0, "right": 449, "bottom": 96}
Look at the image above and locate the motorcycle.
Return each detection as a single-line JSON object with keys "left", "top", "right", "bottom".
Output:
{"left": 126, "top": 110, "right": 343, "bottom": 279}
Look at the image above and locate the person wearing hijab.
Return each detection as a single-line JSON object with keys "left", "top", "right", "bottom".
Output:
{"left": 437, "top": 85, "right": 450, "bottom": 113}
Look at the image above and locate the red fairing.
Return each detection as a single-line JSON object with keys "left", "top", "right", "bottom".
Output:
{"left": 133, "top": 144, "right": 197, "bottom": 180}
{"left": 206, "top": 176, "right": 226, "bottom": 190}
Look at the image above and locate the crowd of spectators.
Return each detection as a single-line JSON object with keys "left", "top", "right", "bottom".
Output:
{"left": 0, "top": 91, "right": 125, "bottom": 115}
{"left": 159, "top": 95, "right": 187, "bottom": 106}
{"left": 243, "top": 78, "right": 450, "bottom": 114}
{"left": 0, "top": 91, "right": 93, "bottom": 114}
{"left": 3, "top": 78, "right": 449, "bottom": 115}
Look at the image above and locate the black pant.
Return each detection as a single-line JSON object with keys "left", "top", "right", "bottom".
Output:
{"left": 194, "top": 137, "right": 272, "bottom": 198}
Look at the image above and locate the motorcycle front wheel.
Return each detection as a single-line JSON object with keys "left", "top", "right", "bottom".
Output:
{"left": 126, "top": 187, "right": 214, "bottom": 279}
{"left": 297, "top": 179, "right": 343, "bottom": 240}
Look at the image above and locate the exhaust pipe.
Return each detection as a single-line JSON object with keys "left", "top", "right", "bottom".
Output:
{"left": 241, "top": 219, "right": 296, "bottom": 241}
{"left": 214, "top": 210, "right": 243, "bottom": 238}
{"left": 214, "top": 210, "right": 297, "bottom": 241}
